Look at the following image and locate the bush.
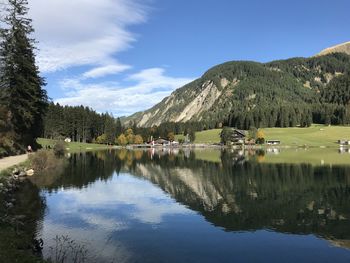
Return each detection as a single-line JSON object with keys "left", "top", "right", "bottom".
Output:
{"left": 53, "top": 141, "right": 67, "bottom": 156}
{"left": 29, "top": 150, "right": 58, "bottom": 171}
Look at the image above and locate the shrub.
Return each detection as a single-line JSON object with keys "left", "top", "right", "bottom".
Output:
{"left": 29, "top": 150, "right": 57, "bottom": 171}
{"left": 53, "top": 141, "right": 67, "bottom": 156}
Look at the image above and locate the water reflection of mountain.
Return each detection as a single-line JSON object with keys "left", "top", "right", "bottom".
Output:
{"left": 38, "top": 149, "right": 350, "bottom": 246}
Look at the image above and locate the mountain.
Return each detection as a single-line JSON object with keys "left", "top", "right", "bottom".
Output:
{"left": 317, "top": 41, "right": 350, "bottom": 56}
{"left": 124, "top": 51, "right": 350, "bottom": 129}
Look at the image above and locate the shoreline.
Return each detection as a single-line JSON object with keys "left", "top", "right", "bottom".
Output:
{"left": 124, "top": 143, "right": 348, "bottom": 150}
{"left": 0, "top": 154, "right": 28, "bottom": 173}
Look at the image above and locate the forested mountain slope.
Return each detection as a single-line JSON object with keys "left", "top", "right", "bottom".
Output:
{"left": 124, "top": 52, "right": 350, "bottom": 129}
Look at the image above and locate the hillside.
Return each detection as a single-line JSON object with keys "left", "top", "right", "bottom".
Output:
{"left": 317, "top": 41, "right": 350, "bottom": 56}
{"left": 124, "top": 51, "right": 350, "bottom": 129}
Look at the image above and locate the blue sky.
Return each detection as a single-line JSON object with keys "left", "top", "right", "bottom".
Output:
{"left": 26, "top": 0, "right": 350, "bottom": 116}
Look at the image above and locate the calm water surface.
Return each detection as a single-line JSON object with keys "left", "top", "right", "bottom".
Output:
{"left": 31, "top": 149, "right": 350, "bottom": 262}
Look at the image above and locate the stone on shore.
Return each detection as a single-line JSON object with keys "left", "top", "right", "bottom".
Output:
{"left": 25, "top": 169, "right": 34, "bottom": 176}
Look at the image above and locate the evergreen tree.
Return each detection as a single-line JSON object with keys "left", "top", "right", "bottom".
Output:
{"left": 104, "top": 113, "right": 116, "bottom": 144}
{"left": 0, "top": 0, "right": 48, "bottom": 148}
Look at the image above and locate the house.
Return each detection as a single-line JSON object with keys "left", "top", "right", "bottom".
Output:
{"left": 266, "top": 140, "right": 281, "bottom": 145}
{"left": 338, "top": 139, "right": 350, "bottom": 145}
{"left": 221, "top": 128, "right": 246, "bottom": 145}
{"left": 149, "top": 138, "right": 172, "bottom": 147}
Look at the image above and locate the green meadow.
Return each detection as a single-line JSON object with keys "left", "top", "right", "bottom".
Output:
{"left": 37, "top": 138, "right": 113, "bottom": 152}
{"left": 176, "top": 125, "right": 350, "bottom": 147}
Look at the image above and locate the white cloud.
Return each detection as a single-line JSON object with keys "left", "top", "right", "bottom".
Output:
{"left": 83, "top": 64, "right": 132, "bottom": 79}
{"left": 27, "top": 0, "right": 147, "bottom": 72}
{"left": 56, "top": 68, "right": 194, "bottom": 116}
{"left": 20, "top": 0, "right": 195, "bottom": 115}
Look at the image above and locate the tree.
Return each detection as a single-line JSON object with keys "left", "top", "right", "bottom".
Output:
{"left": 189, "top": 130, "right": 196, "bottom": 142}
{"left": 126, "top": 134, "right": 134, "bottom": 144}
{"left": 104, "top": 114, "right": 116, "bottom": 144}
{"left": 220, "top": 127, "right": 234, "bottom": 145}
{"left": 116, "top": 117, "right": 123, "bottom": 136}
{"left": 167, "top": 132, "right": 175, "bottom": 142}
{"left": 117, "top": 134, "right": 127, "bottom": 146}
{"left": 256, "top": 130, "right": 265, "bottom": 144}
{"left": 96, "top": 134, "right": 107, "bottom": 144}
{"left": 0, "top": 0, "right": 48, "bottom": 148}
{"left": 134, "top": 135, "right": 143, "bottom": 144}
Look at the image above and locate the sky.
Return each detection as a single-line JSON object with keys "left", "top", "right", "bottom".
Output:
{"left": 21, "top": 0, "right": 350, "bottom": 116}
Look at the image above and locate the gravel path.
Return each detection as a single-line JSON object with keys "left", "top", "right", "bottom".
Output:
{"left": 0, "top": 154, "right": 28, "bottom": 171}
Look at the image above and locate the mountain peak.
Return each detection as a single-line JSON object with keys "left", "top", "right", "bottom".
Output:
{"left": 317, "top": 41, "right": 350, "bottom": 56}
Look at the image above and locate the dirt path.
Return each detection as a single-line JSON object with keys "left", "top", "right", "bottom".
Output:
{"left": 0, "top": 154, "right": 28, "bottom": 171}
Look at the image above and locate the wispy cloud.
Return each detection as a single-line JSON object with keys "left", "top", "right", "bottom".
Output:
{"left": 82, "top": 64, "right": 132, "bottom": 79}
{"left": 56, "top": 68, "right": 194, "bottom": 116}
{"left": 25, "top": 0, "right": 195, "bottom": 115}
{"left": 28, "top": 0, "right": 147, "bottom": 73}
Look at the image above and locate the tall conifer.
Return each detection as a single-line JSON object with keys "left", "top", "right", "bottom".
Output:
{"left": 0, "top": 0, "right": 48, "bottom": 148}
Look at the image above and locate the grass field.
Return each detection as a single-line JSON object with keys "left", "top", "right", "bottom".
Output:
{"left": 176, "top": 129, "right": 222, "bottom": 144}
{"left": 263, "top": 125, "right": 350, "bottom": 147}
{"left": 176, "top": 125, "right": 350, "bottom": 147}
{"left": 37, "top": 138, "right": 113, "bottom": 152}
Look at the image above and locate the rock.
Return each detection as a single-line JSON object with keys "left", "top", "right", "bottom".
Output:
{"left": 19, "top": 171, "right": 27, "bottom": 177}
{"left": 12, "top": 168, "right": 20, "bottom": 175}
{"left": 0, "top": 183, "right": 4, "bottom": 188}
{"left": 26, "top": 169, "right": 34, "bottom": 176}
{"left": 12, "top": 174, "right": 19, "bottom": 180}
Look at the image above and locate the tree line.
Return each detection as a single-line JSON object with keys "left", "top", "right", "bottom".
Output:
{"left": 42, "top": 103, "right": 201, "bottom": 144}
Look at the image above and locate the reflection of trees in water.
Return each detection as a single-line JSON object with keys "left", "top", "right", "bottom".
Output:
{"left": 38, "top": 149, "right": 350, "bottom": 243}
{"left": 129, "top": 150, "right": 350, "bottom": 242}
{"left": 0, "top": 179, "right": 46, "bottom": 261}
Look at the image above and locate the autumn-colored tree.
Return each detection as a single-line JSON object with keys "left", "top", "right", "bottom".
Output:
{"left": 96, "top": 134, "right": 107, "bottom": 144}
{"left": 126, "top": 134, "right": 134, "bottom": 144}
{"left": 134, "top": 135, "right": 144, "bottom": 144}
{"left": 256, "top": 130, "right": 265, "bottom": 144}
{"left": 257, "top": 130, "right": 265, "bottom": 139}
{"left": 117, "top": 134, "right": 127, "bottom": 146}
{"left": 125, "top": 128, "right": 133, "bottom": 136}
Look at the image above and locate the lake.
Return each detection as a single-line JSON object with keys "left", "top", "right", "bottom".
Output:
{"left": 29, "top": 148, "right": 350, "bottom": 262}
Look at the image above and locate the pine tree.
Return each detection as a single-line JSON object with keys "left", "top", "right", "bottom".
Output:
{"left": 104, "top": 114, "right": 116, "bottom": 144}
{"left": 0, "top": 0, "right": 48, "bottom": 148}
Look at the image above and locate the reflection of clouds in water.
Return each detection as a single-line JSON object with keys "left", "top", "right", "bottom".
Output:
{"left": 41, "top": 220, "right": 131, "bottom": 263}
{"left": 41, "top": 173, "right": 191, "bottom": 261}
{"left": 55, "top": 173, "right": 190, "bottom": 224}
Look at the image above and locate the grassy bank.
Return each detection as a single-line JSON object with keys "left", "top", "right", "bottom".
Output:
{"left": 176, "top": 125, "right": 350, "bottom": 147}
{"left": 37, "top": 138, "right": 113, "bottom": 152}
